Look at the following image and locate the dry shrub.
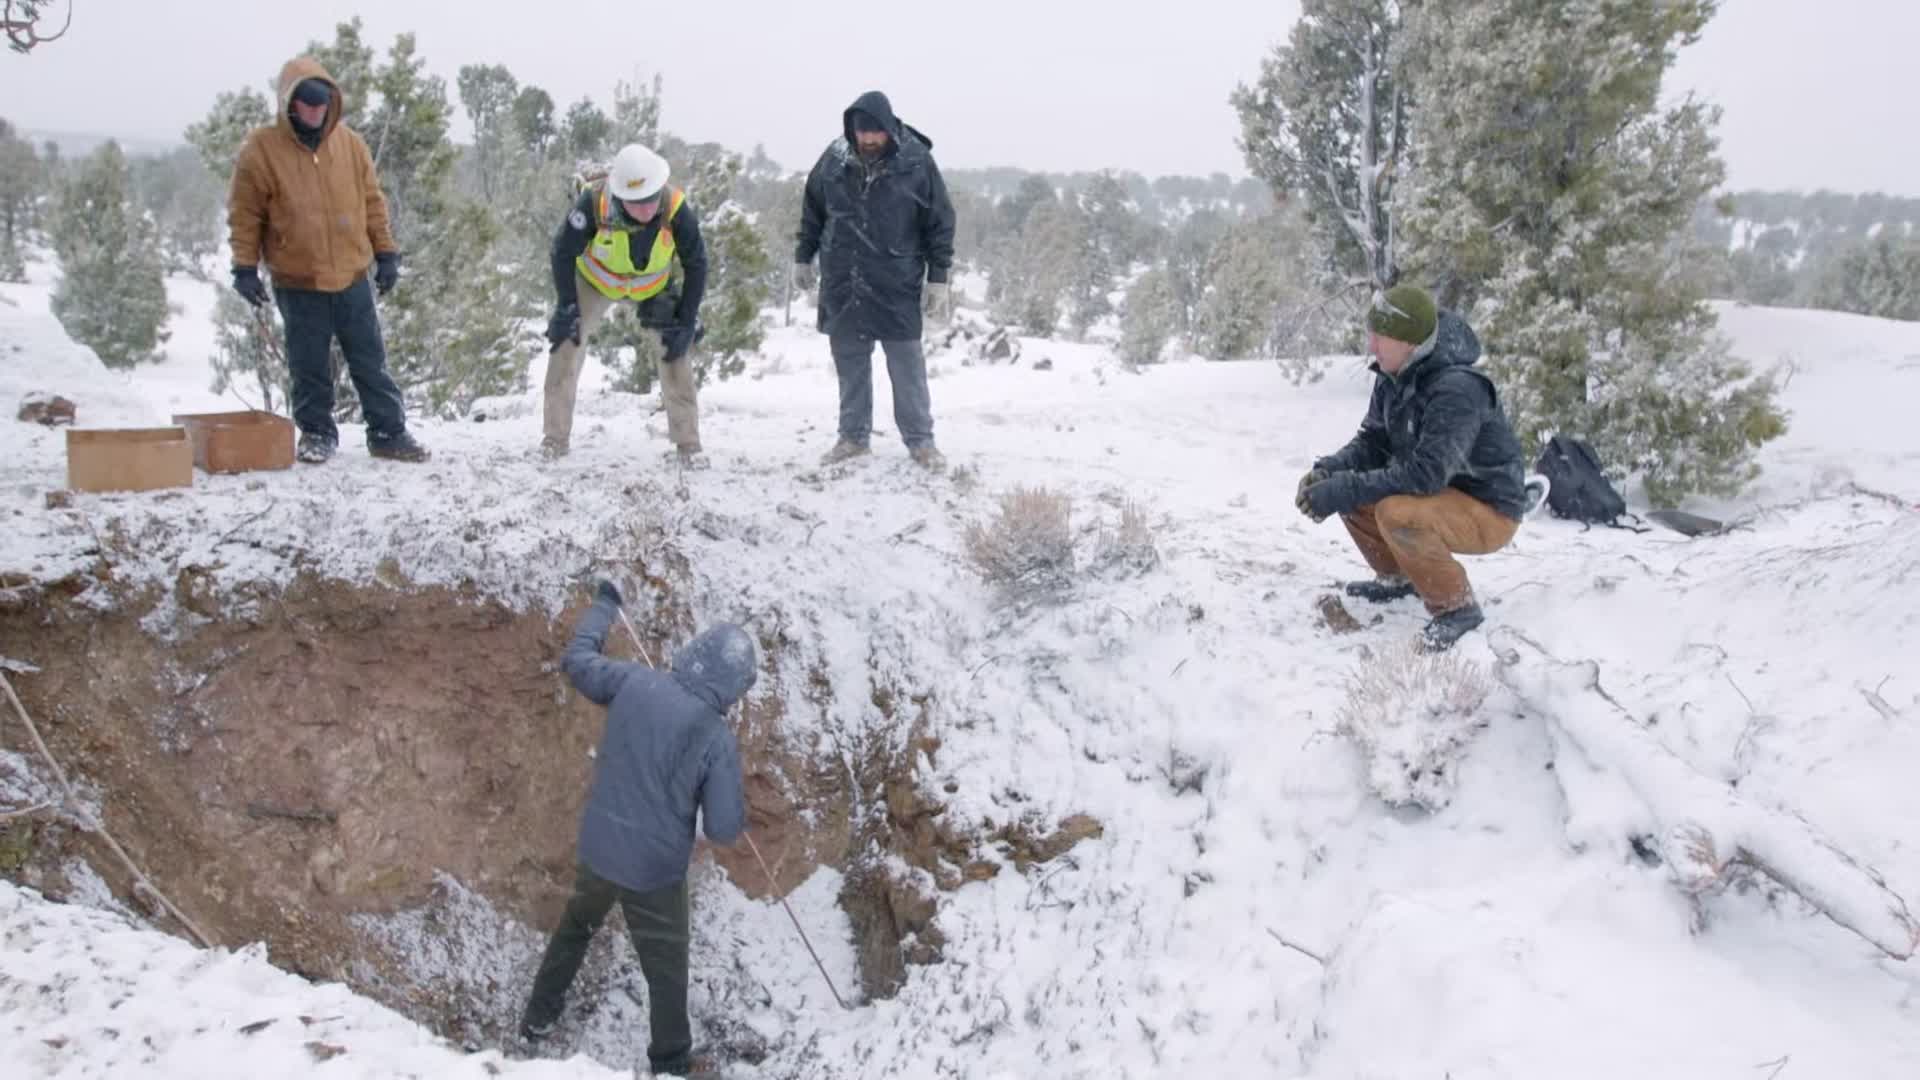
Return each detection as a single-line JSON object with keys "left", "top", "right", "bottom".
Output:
{"left": 963, "top": 486, "right": 1074, "bottom": 594}
{"left": 1092, "top": 500, "right": 1159, "bottom": 577}
{"left": 1337, "top": 640, "right": 1494, "bottom": 811}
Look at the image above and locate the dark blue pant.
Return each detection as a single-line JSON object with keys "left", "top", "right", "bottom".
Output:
{"left": 275, "top": 276, "right": 408, "bottom": 444}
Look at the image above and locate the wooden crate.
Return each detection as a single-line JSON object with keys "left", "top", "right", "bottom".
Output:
{"left": 170, "top": 410, "right": 295, "bottom": 474}
{"left": 65, "top": 427, "right": 194, "bottom": 493}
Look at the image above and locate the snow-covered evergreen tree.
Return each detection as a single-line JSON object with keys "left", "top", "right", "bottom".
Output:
{"left": 455, "top": 63, "right": 518, "bottom": 204}
{"left": 610, "top": 75, "right": 663, "bottom": 154}
{"left": 1233, "top": 0, "right": 1408, "bottom": 291}
{"left": 561, "top": 98, "right": 613, "bottom": 164}
{"left": 0, "top": 117, "right": 43, "bottom": 281}
{"left": 1192, "top": 214, "right": 1297, "bottom": 362}
{"left": 1067, "top": 171, "right": 1135, "bottom": 338}
{"left": 1816, "top": 233, "right": 1920, "bottom": 322}
{"left": 1165, "top": 209, "right": 1231, "bottom": 348}
{"left": 131, "top": 147, "right": 224, "bottom": 277}
{"left": 207, "top": 289, "right": 286, "bottom": 412}
{"left": 509, "top": 86, "right": 558, "bottom": 159}
{"left": 1118, "top": 267, "right": 1178, "bottom": 368}
{"left": 186, "top": 88, "right": 282, "bottom": 408}
{"left": 49, "top": 141, "right": 171, "bottom": 369}
{"left": 694, "top": 204, "right": 771, "bottom": 384}
{"left": 359, "top": 32, "right": 532, "bottom": 417}
{"left": 988, "top": 196, "right": 1082, "bottom": 337}
{"left": 184, "top": 89, "right": 272, "bottom": 179}
{"left": 1399, "top": 0, "right": 1785, "bottom": 504}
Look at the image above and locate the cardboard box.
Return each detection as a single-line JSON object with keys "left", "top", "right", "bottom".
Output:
{"left": 65, "top": 427, "right": 194, "bottom": 493}
{"left": 171, "top": 410, "right": 295, "bottom": 474}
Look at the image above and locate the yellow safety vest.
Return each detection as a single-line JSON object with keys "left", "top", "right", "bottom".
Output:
{"left": 576, "top": 185, "right": 686, "bottom": 302}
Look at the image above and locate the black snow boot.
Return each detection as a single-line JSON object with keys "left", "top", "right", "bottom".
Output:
{"left": 369, "top": 430, "right": 431, "bottom": 463}
{"left": 1421, "top": 603, "right": 1485, "bottom": 652}
{"left": 1345, "top": 575, "right": 1417, "bottom": 604}
{"left": 296, "top": 432, "right": 337, "bottom": 465}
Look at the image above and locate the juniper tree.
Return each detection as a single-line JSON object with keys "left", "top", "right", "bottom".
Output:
{"left": 49, "top": 141, "right": 171, "bottom": 369}
{"left": 0, "top": 117, "right": 42, "bottom": 280}
{"left": 186, "top": 88, "right": 283, "bottom": 407}
{"left": 1398, "top": 0, "right": 1785, "bottom": 504}
{"left": 1233, "top": 0, "right": 1409, "bottom": 291}
{"left": 1815, "top": 233, "right": 1920, "bottom": 322}
{"left": 1118, "top": 267, "right": 1179, "bottom": 368}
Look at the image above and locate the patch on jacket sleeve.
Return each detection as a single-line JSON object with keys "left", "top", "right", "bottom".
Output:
{"left": 568, "top": 208, "right": 588, "bottom": 231}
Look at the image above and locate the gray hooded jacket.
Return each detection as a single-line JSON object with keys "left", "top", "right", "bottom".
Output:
{"left": 565, "top": 598, "right": 755, "bottom": 893}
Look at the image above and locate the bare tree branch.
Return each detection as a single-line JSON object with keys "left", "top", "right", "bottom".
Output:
{"left": 3, "top": 0, "right": 72, "bottom": 54}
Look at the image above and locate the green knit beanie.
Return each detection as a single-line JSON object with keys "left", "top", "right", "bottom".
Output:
{"left": 1368, "top": 284, "right": 1438, "bottom": 345}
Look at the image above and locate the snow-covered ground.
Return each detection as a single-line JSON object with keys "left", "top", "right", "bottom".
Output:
{"left": 3, "top": 260, "right": 1919, "bottom": 1078}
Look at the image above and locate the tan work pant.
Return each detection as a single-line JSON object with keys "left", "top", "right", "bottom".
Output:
{"left": 1342, "top": 490, "right": 1520, "bottom": 614}
{"left": 543, "top": 273, "right": 699, "bottom": 453}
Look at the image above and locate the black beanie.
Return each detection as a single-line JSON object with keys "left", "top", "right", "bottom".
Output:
{"left": 849, "top": 110, "right": 886, "bottom": 134}
{"left": 292, "top": 78, "right": 332, "bottom": 108}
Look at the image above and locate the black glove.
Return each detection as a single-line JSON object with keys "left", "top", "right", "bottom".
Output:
{"left": 231, "top": 266, "right": 269, "bottom": 308}
{"left": 659, "top": 320, "right": 702, "bottom": 361}
{"left": 374, "top": 252, "right": 400, "bottom": 296}
{"left": 1294, "top": 469, "right": 1327, "bottom": 518}
{"left": 1302, "top": 474, "right": 1351, "bottom": 522}
{"left": 547, "top": 302, "right": 581, "bottom": 349}
{"left": 595, "top": 578, "right": 623, "bottom": 607}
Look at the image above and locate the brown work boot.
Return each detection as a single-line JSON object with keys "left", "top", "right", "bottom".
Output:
{"left": 909, "top": 445, "right": 947, "bottom": 472}
{"left": 820, "top": 439, "right": 869, "bottom": 465}
{"left": 369, "top": 430, "right": 431, "bottom": 463}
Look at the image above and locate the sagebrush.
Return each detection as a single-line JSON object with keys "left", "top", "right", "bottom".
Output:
{"left": 963, "top": 486, "right": 1075, "bottom": 594}
{"left": 1337, "top": 640, "right": 1493, "bottom": 810}
{"left": 1092, "top": 500, "right": 1159, "bottom": 577}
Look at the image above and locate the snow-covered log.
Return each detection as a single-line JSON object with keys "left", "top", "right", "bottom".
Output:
{"left": 1490, "top": 629, "right": 1919, "bottom": 960}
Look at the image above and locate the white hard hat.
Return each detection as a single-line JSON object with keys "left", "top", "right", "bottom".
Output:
{"left": 608, "top": 144, "right": 669, "bottom": 202}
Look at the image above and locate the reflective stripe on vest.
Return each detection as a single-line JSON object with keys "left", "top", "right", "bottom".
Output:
{"left": 576, "top": 186, "right": 686, "bottom": 301}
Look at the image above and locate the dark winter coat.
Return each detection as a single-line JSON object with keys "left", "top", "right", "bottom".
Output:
{"left": 1311, "top": 311, "right": 1530, "bottom": 520}
{"left": 565, "top": 598, "right": 754, "bottom": 894}
{"left": 227, "top": 57, "right": 397, "bottom": 293}
{"left": 795, "top": 91, "right": 956, "bottom": 342}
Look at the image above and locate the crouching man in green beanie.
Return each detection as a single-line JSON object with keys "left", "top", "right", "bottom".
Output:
{"left": 1297, "top": 285, "right": 1530, "bottom": 652}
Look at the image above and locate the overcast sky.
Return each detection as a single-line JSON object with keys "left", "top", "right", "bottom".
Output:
{"left": 0, "top": 0, "right": 1913, "bottom": 194}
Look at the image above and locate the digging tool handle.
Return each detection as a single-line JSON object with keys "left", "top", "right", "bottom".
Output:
{"left": 745, "top": 830, "right": 850, "bottom": 1011}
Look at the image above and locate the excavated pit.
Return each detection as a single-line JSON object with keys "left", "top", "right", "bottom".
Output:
{"left": 0, "top": 568, "right": 1029, "bottom": 1059}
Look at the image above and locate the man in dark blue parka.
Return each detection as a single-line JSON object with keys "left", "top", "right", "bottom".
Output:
{"left": 796, "top": 90, "right": 957, "bottom": 470}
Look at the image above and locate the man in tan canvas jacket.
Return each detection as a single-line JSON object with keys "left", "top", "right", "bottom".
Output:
{"left": 227, "top": 56, "right": 429, "bottom": 464}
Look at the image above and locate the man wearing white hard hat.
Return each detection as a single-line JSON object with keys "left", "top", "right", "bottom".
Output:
{"left": 543, "top": 143, "right": 709, "bottom": 460}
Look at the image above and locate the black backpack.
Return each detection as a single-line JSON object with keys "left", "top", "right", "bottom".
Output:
{"left": 1534, "top": 435, "right": 1644, "bottom": 531}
